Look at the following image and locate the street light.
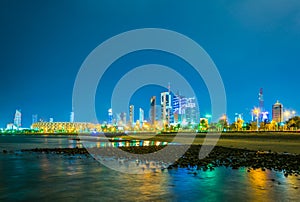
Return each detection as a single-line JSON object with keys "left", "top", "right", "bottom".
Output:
{"left": 284, "top": 110, "right": 291, "bottom": 121}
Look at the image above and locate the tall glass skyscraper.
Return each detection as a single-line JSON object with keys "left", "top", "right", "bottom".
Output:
{"left": 108, "top": 108, "right": 113, "bottom": 124}
{"left": 139, "top": 108, "right": 144, "bottom": 128}
{"left": 150, "top": 96, "right": 156, "bottom": 125}
{"left": 129, "top": 105, "right": 134, "bottom": 127}
{"left": 172, "top": 94, "right": 186, "bottom": 123}
{"left": 161, "top": 92, "right": 172, "bottom": 125}
{"left": 184, "top": 97, "right": 198, "bottom": 124}
{"left": 14, "top": 109, "right": 21, "bottom": 128}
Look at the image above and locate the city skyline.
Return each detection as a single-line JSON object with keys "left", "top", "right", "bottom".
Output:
{"left": 0, "top": 87, "right": 298, "bottom": 129}
{"left": 1, "top": 1, "right": 300, "bottom": 127}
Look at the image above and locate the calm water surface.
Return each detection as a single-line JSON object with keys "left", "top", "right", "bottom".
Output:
{"left": 0, "top": 135, "right": 300, "bottom": 201}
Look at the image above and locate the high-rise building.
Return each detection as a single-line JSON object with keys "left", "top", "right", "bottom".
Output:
{"left": 161, "top": 92, "right": 172, "bottom": 125}
{"left": 129, "top": 105, "right": 134, "bottom": 126}
{"left": 185, "top": 97, "right": 198, "bottom": 124}
{"left": 70, "top": 111, "right": 74, "bottom": 123}
{"left": 172, "top": 93, "right": 186, "bottom": 123}
{"left": 150, "top": 96, "right": 156, "bottom": 125}
{"left": 14, "top": 110, "right": 21, "bottom": 128}
{"left": 120, "top": 112, "right": 126, "bottom": 126}
{"left": 259, "top": 88, "right": 264, "bottom": 112}
{"left": 32, "top": 114, "right": 38, "bottom": 125}
{"left": 108, "top": 108, "right": 113, "bottom": 124}
{"left": 139, "top": 108, "right": 144, "bottom": 128}
{"left": 272, "top": 101, "right": 283, "bottom": 123}
{"left": 257, "top": 88, "right": 270, "bottom": 123}
{"left": 173, "top": 94, "right": 180, "bottom": 123}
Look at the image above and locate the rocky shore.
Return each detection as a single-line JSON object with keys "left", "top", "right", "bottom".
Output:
{"left": 17, "top": 145, "right": 300, "bottom": 176}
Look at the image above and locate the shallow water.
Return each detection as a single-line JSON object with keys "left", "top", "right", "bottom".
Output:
{"left": 1, "top": 135, "right": 300, "bottom": 201}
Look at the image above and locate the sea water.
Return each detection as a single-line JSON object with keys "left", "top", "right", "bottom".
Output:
{"left": 0, "top": 135, "right": 300, "bottom": 201}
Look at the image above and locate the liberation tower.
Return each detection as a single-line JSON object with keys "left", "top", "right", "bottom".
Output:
{"left": 259, "top": 88, "right": 264, "bottom": 112}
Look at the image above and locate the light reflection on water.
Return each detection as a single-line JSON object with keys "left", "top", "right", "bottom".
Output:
{"left": 1, "top": 135, "right": 300, "bottom": 201}
{"left": 0, "top": 135, "right": 169, "bottom": 150}
{"left": 80, "top": 139, "right": 169, "bottom": 149}
{"left": 1, "top": 153, "right": 300, "bottom": 201}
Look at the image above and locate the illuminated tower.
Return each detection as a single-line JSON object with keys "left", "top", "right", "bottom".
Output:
{"left": 161, "top": 92, "right": 172, "bottom": 125}
{"left": 14, "top": 110, "right": 22, "bottom": 129}
{"left": 129, "top": 105, "right": 134, "bottom": 126}
{"left": 272, "top": 101, "right": 283, "bottom": 123}
{"left": 32, "top": 114, "right": 38, "bottom": 125}
{"left": 172, "top": 92, "right": 186, "bottom": 123}
{"left": 259, "top": 88, "right": 264, "bottom": 112}
{"left": 258, "top": 88, "right": 270, "bottom": 122}
{"left": 150, "top": 96, "right": 156, "bottom": 125}
{"left": 139, "top": 108, "right": 144, "bottom": 128}
{"left": 173, "top": 94, "right": 180, "bottom": 123}
{"left": 108, "top": 108, "right": 113, "bottom": 124}
{"left": 70, "top": 111, "right": 74, "bottom": 123}
{"left": 185, "top": 97, "right": 198, "bottom": 124}
{"left": 120, "top": 112, "right": 126, "bottom": 126}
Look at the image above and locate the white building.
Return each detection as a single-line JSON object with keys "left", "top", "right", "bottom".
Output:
{"left": 139, "top": 108, "right": 144, "bottom": 128}
{"left": 161, "top": 92, "right": 172, "bottom": 125}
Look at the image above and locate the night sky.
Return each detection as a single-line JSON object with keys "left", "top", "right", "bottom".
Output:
{"left": 1, "top": 0, "right": 300, "bottom": 127}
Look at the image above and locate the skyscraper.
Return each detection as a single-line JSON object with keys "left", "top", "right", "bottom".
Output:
{"left": 150, "top": 96, "right": 156, "bottom": 125}
{"left": 108, "top": 108, "right": 113, "bottom": 124}
{"left": 185, "top": 97, "right": 198, "bottom": 124}
{"left": 139, "top": 108, "right": 144, "bottom": 128}
{"left": 70, "top": 111, "right": 74, "bottom": 123}
{"left": 14, "top": 110, "right": 22, "bottom": 128}
{"left": 173, "top": 94, "right": 180, "bottom": 123}
{"left": 172, "top": 93, "right": 186, "bottom": 123}
{"left": 272, "top": 101, "right": 283, "bottom": 123}
{"left": 129, "top": 105, "right": 134, "bottom": 126}
{"left": 161, "top": 92, "right": 172, "bottom": 125}
{"left": 120, "top": 112, "right": 126, "bottom": 126}
{"left": 32, "top": 114, "right": 38, "bottom": 125}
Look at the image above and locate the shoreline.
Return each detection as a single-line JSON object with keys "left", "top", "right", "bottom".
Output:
{"left": 2, "top": 131, "right": 300, "bottom": 154}
{"left": 17, "top": 144, "right": 300, "bottom": 176}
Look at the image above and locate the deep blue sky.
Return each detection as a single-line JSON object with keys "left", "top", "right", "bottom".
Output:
{"left": 1, "top": 0, "right": 300, "bottom": 127}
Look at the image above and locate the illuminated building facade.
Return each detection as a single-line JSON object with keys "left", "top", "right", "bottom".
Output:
{"left": 257, "top": 88, "right": 270, "bottom": 123}
{"left": 31, "top": 122, "right": 97, "bottom": 133}
{"left": 70, "top": 111, "right": 74, "bottom": 123}
{"left": 120, "top": 112, "right": 126, "bottom": 126}
{"left": 129, "top": 105, "right": 134, "bottom": 127}
{"left": 108, "top": 108, "right": 113, "bottom": 124}
{"left": 32, "top": 114, "right": 38, "bottom": 125}
{"left": 172, "top": 94, "right": 186, "bottom": 123}
{"left": 161, "top": 92, "right": 172, "bottom": 125}
{"left": 14, "top": 110, "right": 22, "bottom": 129}
{"left": 139, "top": 108, "right": 144, "bottom": 128}
{"left": 150, "top": 96, "right": 156, "bottom": 125}
{"left": 272, "top": 101, "right": 283, "bottom": 123}
{"left": 184, "top": 97, "right": 198, "bottom": 124}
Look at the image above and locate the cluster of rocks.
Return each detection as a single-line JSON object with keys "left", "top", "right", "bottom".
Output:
{"left": 17, "top": 145, "right": 300, "bottom": 176}
{"left": 170, "top": 145, "right": 300, "bottom": 176}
